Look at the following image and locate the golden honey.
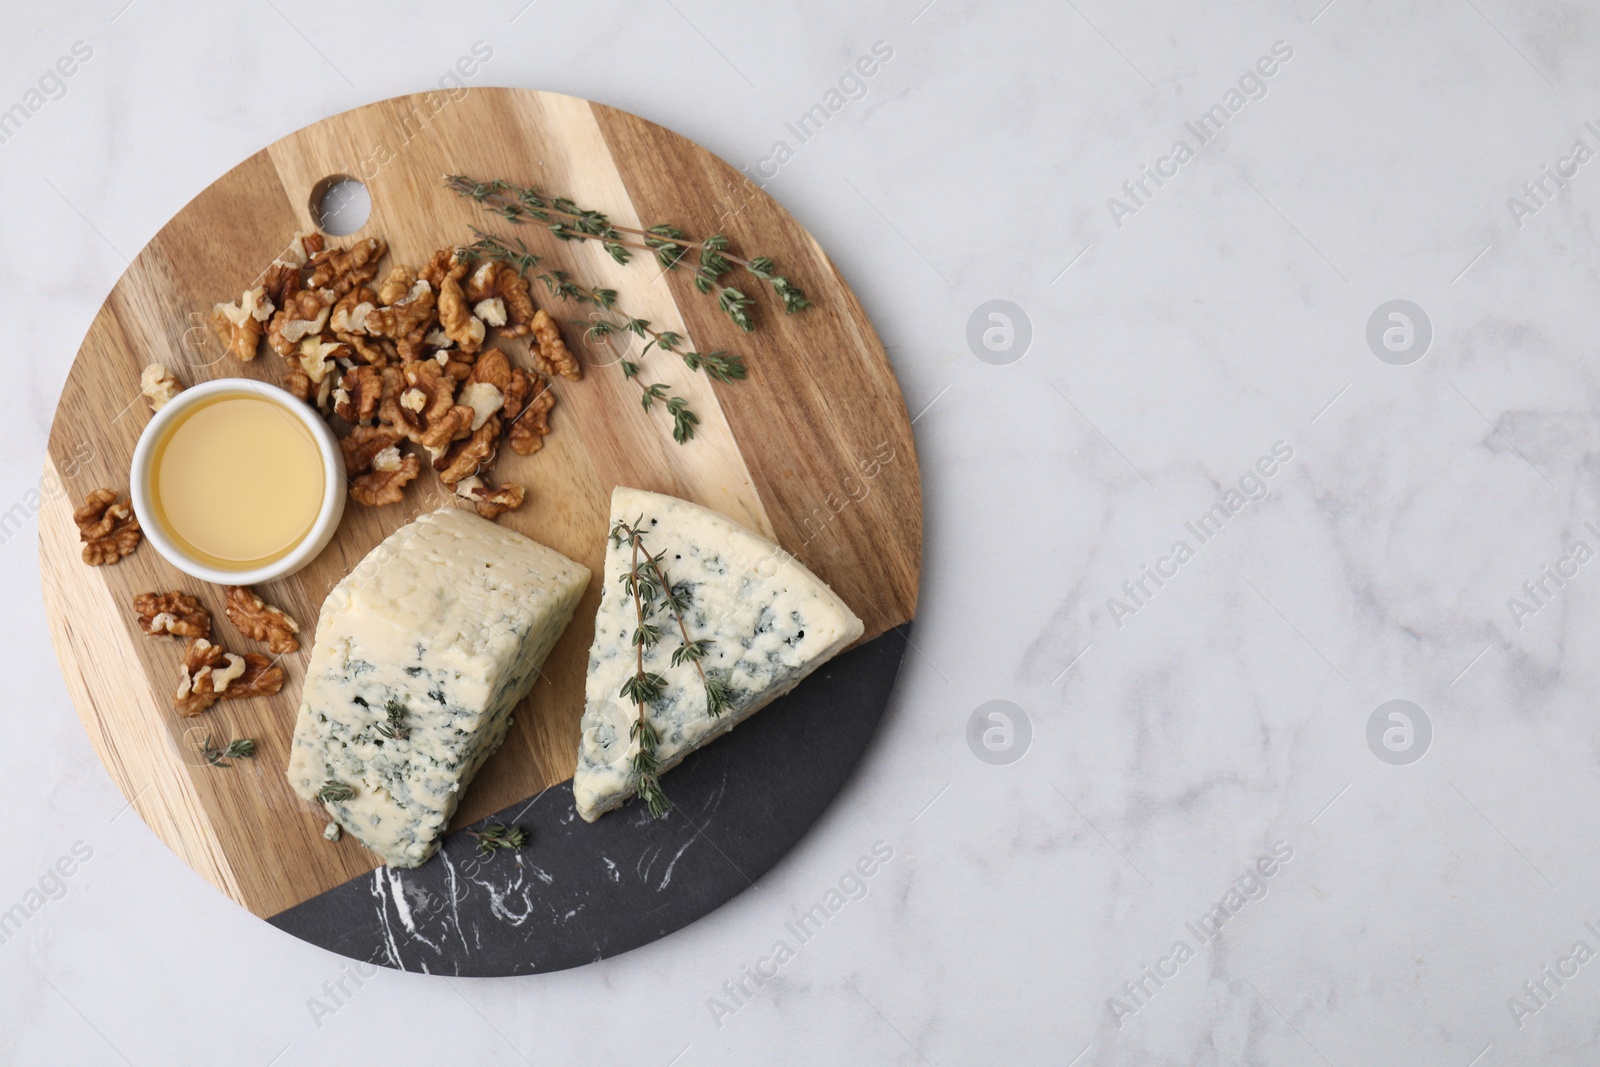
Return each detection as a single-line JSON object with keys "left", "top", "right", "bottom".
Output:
{"left": 150, "top": 393, "right": 325, "bottom": 569}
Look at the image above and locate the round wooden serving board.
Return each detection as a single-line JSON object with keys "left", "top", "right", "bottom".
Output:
{"left": 39, "top": 89, "right": 920, "bottom": 973}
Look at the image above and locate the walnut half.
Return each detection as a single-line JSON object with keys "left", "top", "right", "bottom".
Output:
{"left": 465, "top": 260, "right": 536, "bottom": 337}
{"left": 507, "top": 373, "right": 555, "bottom": 456}
{"left": 267, "top": 288, "right": 335, "bottom": 358}
{"left": 465, "top": 346, "right": 552, "bottom": 457}
{"left": 379, "top": 361, "right": 469, "bottom": 452}
{"left": 174, "top": 637, "right": 284, "bottom": 717}
{"left": 220, "top": 653, "right": 283, "bottom": 699}
{"left": 308, "top": 237, "right": 387, "bottom": 296}
{"left": 175, "top": 638, "right": 226, "bottom": 716}
{"left": 332, "top": 365, "right": 383, "bottom": 424}
{"left": 466, "top": 481, "right": 525, "bottom": 520}
{"left": 134, "top": 592, "right": 211, "bottom": 639}
{"left": 434, "top": 251, "right": 486, "bottom": 355}
{"left": 224, "top": 585, "right": 300, "bottom": 654}
{"left": 350, "top": 451, "right": 421, "bottom": 507}
{"left": 211, "top": 287, "right": 275, "bottom": 362}
{"left": 530, "top": 309, "right": 581, "bottom": 381}
{"left": 433, "top": 417, "right": 499, "bottom": 488}
{"left": 341, "top": 424, "right": 420, "bottom": 507}
{"left": 365, "top": 279, "right": 436, "bottom": 361}
{"left": 139, "top": 364, "right": 182, "bottom": 412}
{"left": 74, "top": 489, "right": 141, "bottom": 566}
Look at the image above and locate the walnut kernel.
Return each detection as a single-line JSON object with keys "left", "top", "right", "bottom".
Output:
{"left": 211, "top": 287, "right": 274, "bottom": 362}
{"left": 74, "top": 489, "right": 141, "bottom": 566}
{"left": 134, "top": 592, "right": 211, "bottom": 639}
{"left": 224, "top": 585, "right": 301, "bottom": 655}
{"left": 530, "top": 309, "right": 581, "bottom": 381}
{"left": 507, "top": 373, "right": 555, "bottom": 457}
{"left": 468, "top": 482, "right": 525, "bottom": 520}
{"left": 350, "top": 452, "right": 420, "bottom": 506}
{"left": 465, "top": 260, "right": 535, "bottom": 337}
{"left": 140, "top": 364, "right": 182, "bottom": 412}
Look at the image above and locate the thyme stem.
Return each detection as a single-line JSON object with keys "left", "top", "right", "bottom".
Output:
{"left": 638, "top": 538, "right": 709, "bottom": 691}
{"left": 614, "top": 520, "right": 730, "bottom": 720}
{"left": 199, "top": 736, "right": 256, "bottom": 768}
{"left": 448, "top": 174, "right": 810, "bottom": 327}
{"left": 624, "top": 533, "right": 670, "bottom": 818}
{"left": 449, "top": 177, "right": 757, "bottom": 265}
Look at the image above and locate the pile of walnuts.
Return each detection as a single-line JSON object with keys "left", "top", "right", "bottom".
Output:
{"left": 211, "top": 233, "right": 579, "bottom": 520}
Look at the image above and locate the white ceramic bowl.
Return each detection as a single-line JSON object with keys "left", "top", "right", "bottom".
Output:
{"left": 130, "top": 377, "right": 345, "bottom": 585}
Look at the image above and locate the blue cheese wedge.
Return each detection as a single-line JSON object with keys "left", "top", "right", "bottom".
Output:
{"left": 574, "top": 487, "right": 864, "bottom": 821}
{"left": 287, "top": 507, "right": 589, "bottom": 867}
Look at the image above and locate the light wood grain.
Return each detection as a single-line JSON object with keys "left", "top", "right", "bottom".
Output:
{"left": 40, "top": 88, "right": 921, "bottom": 919}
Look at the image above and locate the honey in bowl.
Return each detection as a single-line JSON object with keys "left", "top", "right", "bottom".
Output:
{"left": 149, "top": 392, "right": 326, "bottom": 570}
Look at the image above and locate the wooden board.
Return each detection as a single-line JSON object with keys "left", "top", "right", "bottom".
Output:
{"left": 40, "top": 89, "right": 921, "bottom": 921}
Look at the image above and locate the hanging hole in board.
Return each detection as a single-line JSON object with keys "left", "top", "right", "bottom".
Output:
{"left": 310, "top": 176, "right": 371, "bottom": 236}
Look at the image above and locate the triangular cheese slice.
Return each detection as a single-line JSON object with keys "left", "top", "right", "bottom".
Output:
{"left": 574, "top": 487, "right": 864, "bottom": 821}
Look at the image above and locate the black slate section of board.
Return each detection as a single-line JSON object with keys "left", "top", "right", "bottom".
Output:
{"left": 268, "top": 627, "right": 909, "bottom": 976}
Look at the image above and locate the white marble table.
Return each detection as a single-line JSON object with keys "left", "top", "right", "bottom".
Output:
{"left": 5, "top": 0, "right": 1598, "bottom": 1063}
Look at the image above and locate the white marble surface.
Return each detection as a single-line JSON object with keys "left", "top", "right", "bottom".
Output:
{"left": 4, "top": 0, "right": 1600, "bottom": 1062}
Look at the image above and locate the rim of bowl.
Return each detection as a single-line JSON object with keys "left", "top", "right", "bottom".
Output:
{"left": 129, "top": 378, "right": 346, "bottom": 585}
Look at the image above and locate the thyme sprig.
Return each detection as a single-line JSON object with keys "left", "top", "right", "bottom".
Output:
{"left": 467, "top": 824, "right": 527, "bottom": 857}
{"left": 618, "top": 524, "right": 670, "bottom": 819}
{"left": 467, "top": 231, "right": 725, "bottom": 444}
{"left": 447, "top": 175, "right": 810, "bottom": 328}
{"left": 199, "top": 736, "right": 256, "bottom": 768}
{"left": 613, "top": 517, "right": 731, "bottom": 719}
{"left": 317, "top": 782, "right": 355, "bottom": 803}
{"left": 376, "top": 698, "right": 410, "bottom": 741}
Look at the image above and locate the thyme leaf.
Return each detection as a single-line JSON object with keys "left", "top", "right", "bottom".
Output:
{"left": 317, "top": 781, "right": 355, "bottom": 804}
{"left": 376, "top": 698, "right": 410, "bottom": 741}
{"left": 467, "top": 824, "right": 528, "bottom": 857}
{"left": 199, "top": 736, "right": 256, "bottom": 768}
